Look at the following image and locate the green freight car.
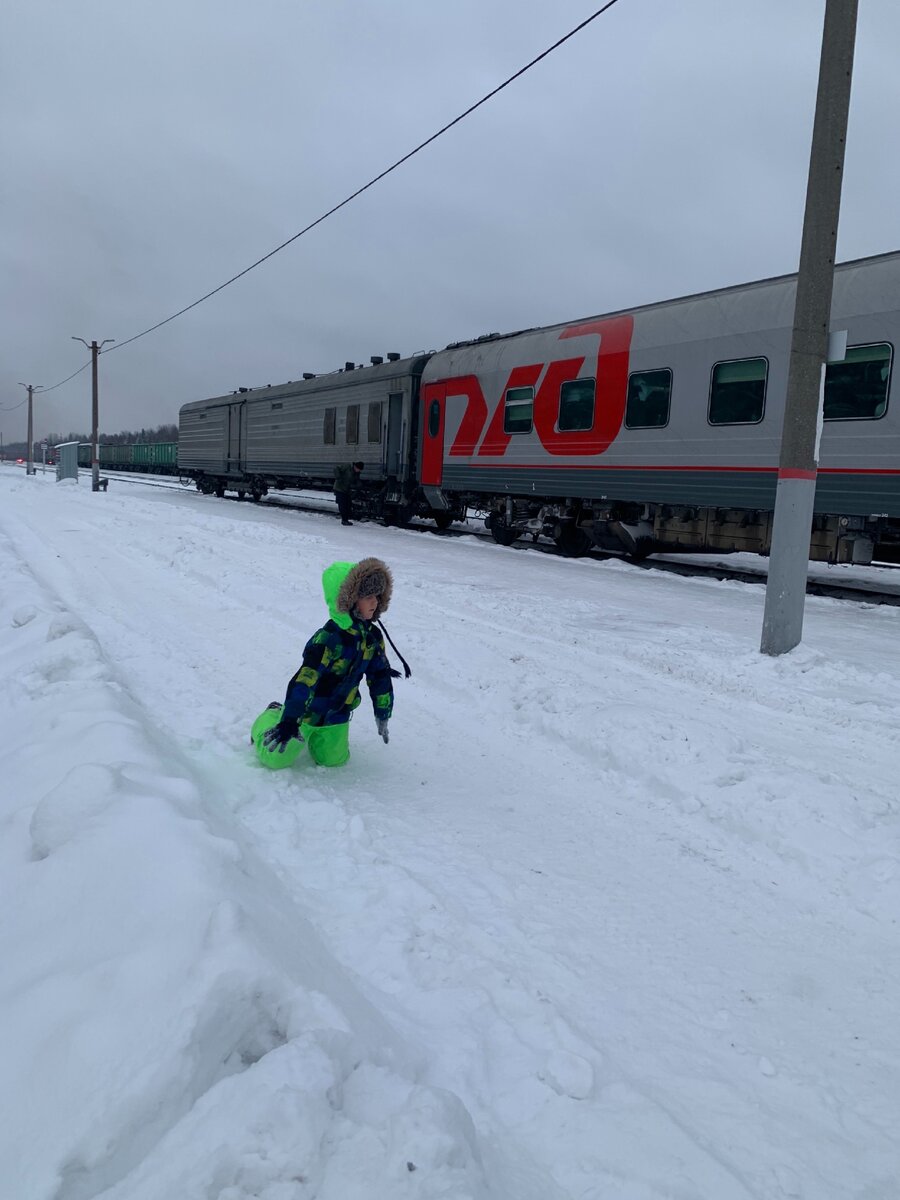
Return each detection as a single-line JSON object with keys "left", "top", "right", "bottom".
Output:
{"left": 130, "top": 442, "right": 178, "bottom": 472}
{"left": 75, "top": 442, "right": 178, "bottom": 474}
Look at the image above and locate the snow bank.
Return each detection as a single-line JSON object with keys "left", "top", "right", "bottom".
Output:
{"left": 3, "top": 471, "right": 899, "bottom": 1200}
{"left": 0, "top": 513, "right": 498, "bottom": 1200}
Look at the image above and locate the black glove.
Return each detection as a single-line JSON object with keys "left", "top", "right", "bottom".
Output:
{"left": 375, "top": 717, "right": 390, "bottom": 744}
{"left": 263, "top": 715, "right": 302, "bottom": 752}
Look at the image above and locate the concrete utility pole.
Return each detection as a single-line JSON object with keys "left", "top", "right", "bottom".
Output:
{"left": 761, "top": 0, "right": 858, "bottom": 657}
{"left": 17, "top": 383, "right": 43, "bottom": 475}
{"left": 72, "top": 337, "right": 114, "bottom": 492}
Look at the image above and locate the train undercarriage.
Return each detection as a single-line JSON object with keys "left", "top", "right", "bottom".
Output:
{"left": 473, "top": 494, "right": 897, "bottom": 566}
{"left": 189, "top": 470, "right": 899, "bottom": 565}
{"left": 189, "top": 471, "right": 460, "bottom": 530}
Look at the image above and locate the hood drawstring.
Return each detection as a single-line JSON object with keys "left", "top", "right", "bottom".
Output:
{"left": 376, "top": 619, "right": 412, "bottom": 679}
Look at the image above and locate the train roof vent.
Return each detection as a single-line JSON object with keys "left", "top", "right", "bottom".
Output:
{"left": 344, "top": 361, "right": 355, "bottom": 371}
{"left": 386, "top": 352, "right": 401, "bottom": 362}
{"left": 370, "top": 355, "right": 383, "bottom": 365}
{"left": 302, "top": 372, "right": 316, "bottom": 380}
{"left": 238, "top": 386, "right": 249, "bottom": 393}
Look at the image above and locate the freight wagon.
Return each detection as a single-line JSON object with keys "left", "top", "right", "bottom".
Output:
{"left": 76, "top": 442, "right": 179, "bottom": 474}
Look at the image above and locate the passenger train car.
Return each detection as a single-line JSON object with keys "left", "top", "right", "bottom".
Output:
{"left": 178, "top": 251, "right": 899, "bottom": 563}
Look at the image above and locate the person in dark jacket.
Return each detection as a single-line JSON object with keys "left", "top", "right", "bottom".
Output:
{"left": 334, "top": 461, "right": 364, "bottom": 525}
{"left": 251, "top": 557, "right": 395, "bottom": 768}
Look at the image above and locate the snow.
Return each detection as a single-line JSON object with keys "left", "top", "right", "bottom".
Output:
{"left": 1, "top": 463, "right": 898, "bottom": 1200}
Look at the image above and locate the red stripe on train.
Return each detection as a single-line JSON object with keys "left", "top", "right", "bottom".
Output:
{"left": 778, "top": 467, "right": 817, "bottom": 480}
{"left": 455, "top": 463, "right": 900, "bottom": 474}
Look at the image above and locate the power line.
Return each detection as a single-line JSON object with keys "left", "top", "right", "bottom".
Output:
{"left": 16, "top": 357, "right": 93, "bottom": 399}
{"left": 40, "top": 358, "right": 93, "bottom": 391}
{"left": 19, "top": 2, "right": 623, "bottom": 394}
{"left": 104, "top": 0, "right": 624, "bottom": 357}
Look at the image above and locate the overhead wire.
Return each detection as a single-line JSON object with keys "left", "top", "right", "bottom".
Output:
{"left": 2, "top": 358, "right": 93, "bottom": 408}
{"left": 103, "top": 0, "right": 623, "bottom": 357}
{"left": 36, "top": 359, "right": 93, "bottom": 393}
{"left": 18, "top": 0, "right": 623, "bottom": 400}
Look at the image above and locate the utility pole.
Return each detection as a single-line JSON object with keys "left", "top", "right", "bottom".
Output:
{"left": 761, "top": 0, "right": 858, "bottom": 656}
{"left": 72, "top": 337, "right": 114, "bottom": 492}
{"left": 17, "top": 383, "right": 43, "bottom": 475}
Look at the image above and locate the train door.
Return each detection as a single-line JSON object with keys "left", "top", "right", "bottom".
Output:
{"left": 226, "top": 401, "right": 245, "bottom": 473}
{"left": 385, "top": 392, "right": 405, "bottom": 479}
{"left": 420, "top": 382, "right": 446, "bottom": 486}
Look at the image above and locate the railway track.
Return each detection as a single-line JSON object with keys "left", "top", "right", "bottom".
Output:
{"left": 98, "top": 469, "right": 900, "bottom": 607}
{"left": 625, "top": 555, "right": 900, "bottom": 607}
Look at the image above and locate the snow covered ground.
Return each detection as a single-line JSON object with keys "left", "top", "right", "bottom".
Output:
{"left": 2, "top": 463, "right": 898, "bottom": 1200}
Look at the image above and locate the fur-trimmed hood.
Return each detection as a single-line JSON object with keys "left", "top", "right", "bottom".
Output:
{"left": 321, "top": 558, "right": 393, "bottom": 629}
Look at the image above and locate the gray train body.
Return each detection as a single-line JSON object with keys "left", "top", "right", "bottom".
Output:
{"left": 179, "top": 251, "right": 900, "bottom": 562}
{"left": 179, "top": 355, "right": 429, "bottom": 516}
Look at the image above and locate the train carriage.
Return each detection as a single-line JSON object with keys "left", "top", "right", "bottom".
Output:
{"left": 177, "top": 251, "right": 900, "bottom": 564}
{"left": 178, "top": 356, "right": 428, "bottom": 513}
{"left": 74, "top": 441, "right": 178, "bottom": 474}
{"left": 132, "top": 441, "right": 178, "bottom": 472}
{"left": 419, "top": 251, "right": 899, "bottom": 561}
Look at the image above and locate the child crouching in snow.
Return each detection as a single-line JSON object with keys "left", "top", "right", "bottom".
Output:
{"left": 251, "top": 557, "right": 408, "bottom": 769}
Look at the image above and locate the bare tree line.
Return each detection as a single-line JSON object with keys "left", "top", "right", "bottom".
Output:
{"left": 42, "top": 423, "right": 179, "bottom": 447}
{"left": 2, "top": 424, "right": 178, "bottom": 461}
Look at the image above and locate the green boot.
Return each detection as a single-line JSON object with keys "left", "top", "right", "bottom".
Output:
{"left": 250, "top": 703, "right": 304, "bottom": 770}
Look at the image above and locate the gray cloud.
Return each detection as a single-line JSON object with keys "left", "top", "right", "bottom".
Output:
{"left": 2, "top": 0, "right": 898, "bottom": 443}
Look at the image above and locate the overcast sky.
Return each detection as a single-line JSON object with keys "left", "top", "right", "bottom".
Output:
{"left": 2, "top": 0, "right": 898, "bottom": 444}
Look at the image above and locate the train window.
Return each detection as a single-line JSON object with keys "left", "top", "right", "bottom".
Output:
{"left": 367, "top": 402, "right": 383, "bottom": 442}
{"left": 626, "top": 370, "right": 672, "bottom": 428}
{"left": 428, "top": 399, "right": 441, "bottom": 438}
{"left": 824, "top": 343, "right": 892, "bottom": 420}
{"left": 346, "top": 404, "right": 359, "bottom": 444}
{"left": 708, "top": 358, "right": 767, "bottom": 425}
{"left": 323, "top": 408, "right": 336, "bottom": 444}
{"left": 558, "top": 379, "right": 595, "bottom": 432}
{"left": 503, "top": 386, "right": 534, "bottom": 434}
{"left": 271, "top": 401, "right": 283, "bottom": 410}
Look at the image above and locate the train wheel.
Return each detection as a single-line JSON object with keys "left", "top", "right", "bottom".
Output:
{"left": 400, "top": 505, "right": 416, "bottom": 527}
{"left": 214, "top": 484, "right": 225, "bottom": 498}
{"left": 433, "top": 512, "right": 454, "bottom": 531}
{"left": 555, "top": 524, "right": 592, "bottom": 558}
{"left": 236, "top": 489, "right": 246, "bottom": 501}
{"left": 625, "top": 539, "right": 654, "bottom": 562}
{"left": 490, "top": 519, "right": 519, "bottom": 547}
{"left": 251, "top": 488, "right": 263, "bottom": 502}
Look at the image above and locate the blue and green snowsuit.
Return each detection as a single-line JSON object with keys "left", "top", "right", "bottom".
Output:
{"left": 255, "top": 559, "right": 394, "bottom": 767}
